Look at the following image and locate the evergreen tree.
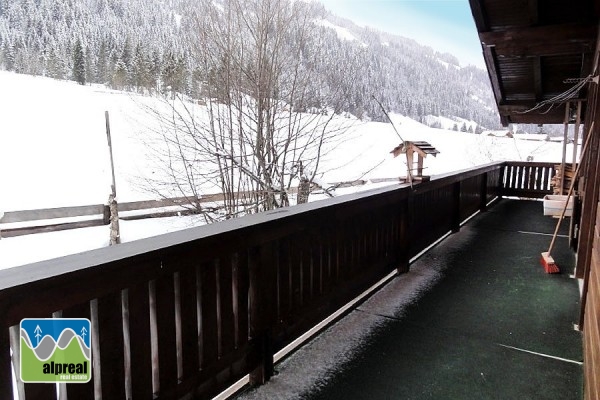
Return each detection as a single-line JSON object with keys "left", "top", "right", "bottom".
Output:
{"left": 460, "top": 122, "right": 467, "bottom": 132}
{"left": 113, "top": 58, "right": 127, "bottom": 89}
{"left": 452, "top": 123, "right": 458, "bottom": 131}
{"left": 96, "top": 41, "right": 108, "bottom": 84}
{"left": 72, "top": 39, "right": 85, "bottom": 85}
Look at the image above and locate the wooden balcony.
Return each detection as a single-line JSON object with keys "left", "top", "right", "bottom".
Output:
{"left": 0, "top": 161, "right": 577, "bottom": 400}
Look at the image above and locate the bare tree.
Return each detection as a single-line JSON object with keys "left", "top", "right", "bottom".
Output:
{"left": 138, "top": 0, "right": 351, "bottom": 221}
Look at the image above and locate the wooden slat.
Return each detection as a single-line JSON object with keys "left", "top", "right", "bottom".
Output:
{"left": 23, "top": 382, "right": 57, "bottom": 399}
{"left": 525, "top": 166, "right": 532, "bottom": 190}
{"left": 0, "top": 327, "right": 14, "bottom": 400}
{"left": 322, "top": 232, "right": 334, "bottom": 295}
{"left": 290, "top": 236, "right": 303, "bottom": 311}
{"left": 178, "top": 265, "right": 199, "bottom": 382}
{"left": 248, "top": 244, "right": 276, "bottom": 384}
{"left": 218, "top": 257, "right": 235, "bottom": 359}
{"left": 233, "top": 252, "right": 249, "bottom": 349}
{"left": 62, "top": 302, "right": 94, "bottom": 400}
{"left": 302, "top": 239, "right": 313, "bottom": 303}
{"left": 0, "top": 204, "right": 105, "bottom": 223}
{"left": 154, "top": 274, "right": 178, "bottom": 398}
{"left": 199, "top": 261, "right": 218, "bottom": 369}
{"left": 127, "top": 282, "right": 153, "bottom": 400}
{"left": 479, "top": 23, "right": 597, "bottom": 57}
{"left": 1, "top": 219, "right": 107, "bottom": 238}
{"left": 276, "top": 240, "right": 291, "bottom": 326}
{"left": 118, "top": 196, "right": 200, "bottom": 212}
{"left": 97, "top": 292, "right": 126, "bottom": 399}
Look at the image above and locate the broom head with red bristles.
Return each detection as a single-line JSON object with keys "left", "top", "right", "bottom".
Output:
{"left": 540, "top": 252, "right": 560, "bottom": 274}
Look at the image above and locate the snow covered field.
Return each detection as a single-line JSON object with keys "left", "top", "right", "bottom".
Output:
{"left": 0, "top": 71, "right": 578, "bottom": 270}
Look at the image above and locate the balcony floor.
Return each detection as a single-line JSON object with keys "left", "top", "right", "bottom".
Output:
{"left": 236, "top": 199, "right": 583, "bottom": 400}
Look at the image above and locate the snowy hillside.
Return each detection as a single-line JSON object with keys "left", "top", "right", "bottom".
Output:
{"left": 0, "top": 71, "right": 579, "bottom": 270}
{"left": 0, "top": 0, "right": 501, "bottom": 127}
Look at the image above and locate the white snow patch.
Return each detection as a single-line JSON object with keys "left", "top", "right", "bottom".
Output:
{"left": 314, "top": 19, "right": 366, "bottom": 46}
{"left": 0, "top": 71, "right": 573, "bottom": 269}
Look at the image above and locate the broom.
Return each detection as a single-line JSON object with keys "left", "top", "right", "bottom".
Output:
{"left": 541, "top": 122, "right": 593, "bottom": 273}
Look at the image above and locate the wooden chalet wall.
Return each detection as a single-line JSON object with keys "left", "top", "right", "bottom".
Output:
{"left": 579, "top": 22, "right": 600, "bottom": 400}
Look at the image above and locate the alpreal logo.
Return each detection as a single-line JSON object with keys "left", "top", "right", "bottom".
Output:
{"left": 20, "top": 318, "right": 92, "bottom": 383}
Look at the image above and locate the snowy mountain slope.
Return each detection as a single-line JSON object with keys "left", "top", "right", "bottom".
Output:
{"left": 0, "top": 70, "right": 580, "bottom": 271}
{"left": 0, "top": 0, "right": 501, "bottom": 128}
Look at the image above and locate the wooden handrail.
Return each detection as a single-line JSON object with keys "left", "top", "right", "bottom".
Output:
{"left": 0, "top": 162, "right": 505, "bottom": 399}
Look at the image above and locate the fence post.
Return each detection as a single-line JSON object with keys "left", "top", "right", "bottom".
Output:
{"left": 248, "top": 243, "right": 276, "bottom": 385}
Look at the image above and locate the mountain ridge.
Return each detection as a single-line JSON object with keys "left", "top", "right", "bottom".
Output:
{"left": 0, "top": 0, "right": 501, "bottom": 128}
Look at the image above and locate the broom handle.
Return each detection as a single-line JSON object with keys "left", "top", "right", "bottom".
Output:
{"left": 547, "top": 122, "right": 594, "bottom": 254}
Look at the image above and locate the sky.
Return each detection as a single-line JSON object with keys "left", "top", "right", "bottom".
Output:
{"left": 317, "top": 0, "right": 485, "bottom": 68}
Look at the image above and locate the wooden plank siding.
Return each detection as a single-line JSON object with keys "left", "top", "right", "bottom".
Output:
{"left": 584, "top": 205, "right": 600, "bottom": 400}
{"left": 578, "top": 24, "right": 600, "bottom": 400}
{"left": 0, "top": 162, "right": 506, "bottom": 399}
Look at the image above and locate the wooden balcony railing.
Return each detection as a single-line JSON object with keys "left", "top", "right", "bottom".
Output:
{"left": 501, "top": 161, "right": 556, "bottom": 198}
{"left": 0, "top": 162, "right": 506, "bottom": 400}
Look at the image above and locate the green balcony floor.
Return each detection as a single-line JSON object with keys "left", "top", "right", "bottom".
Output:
{"left": 237, "top": 199, "right": 582, "bottom": 400}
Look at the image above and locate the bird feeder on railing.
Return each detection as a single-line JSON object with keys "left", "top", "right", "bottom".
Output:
{"left": 390, "top": 140, "right": 440, "bottom": 184}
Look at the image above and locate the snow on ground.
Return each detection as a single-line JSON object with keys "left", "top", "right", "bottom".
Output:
{"left": 0, "top": 71, "right": 580, "bottom": 270}
{"left": 314, "top": 19, "right": 366, "bottom": 46}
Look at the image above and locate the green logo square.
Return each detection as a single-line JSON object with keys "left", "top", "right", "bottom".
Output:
{"left": 20, "top": 318, "right": 92, "bottom": 383}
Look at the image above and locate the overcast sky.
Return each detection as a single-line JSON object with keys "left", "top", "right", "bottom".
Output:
{"left": 318, "top": 0, "right": 485, "bottom": 68}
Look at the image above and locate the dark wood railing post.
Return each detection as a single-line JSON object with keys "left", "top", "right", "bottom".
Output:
{"left": 451, "top": 181, "right": 461, "bottom": 233}
{"left": 248, "top": 243, "right": 276, "bottom": 385}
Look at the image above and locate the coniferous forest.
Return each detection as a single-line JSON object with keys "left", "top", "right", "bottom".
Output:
{"left": 0, "top": 0, "right": 502, "bottom": 129}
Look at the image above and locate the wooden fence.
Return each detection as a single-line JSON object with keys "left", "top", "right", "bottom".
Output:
{"left": 501, "top": 161, "right": 556, "bottom": 198}
{"left": 0, "top": 162, "right": 508, "bottom": 400}
{"left": 1, "top": 160, "right": 550, "bottom": 240}
{"left": 0, "top": 179, "right": 396, "bottom": 238}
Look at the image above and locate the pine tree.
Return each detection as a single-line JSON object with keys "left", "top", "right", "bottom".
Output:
{"left": 96, "top": 41, "right": 108, "bottom": 84}
{"left": 72, "top": 39, "right": 85, "bottom": 85}
{"left": 113, "top": 58, "right": 127, "bottom": 89}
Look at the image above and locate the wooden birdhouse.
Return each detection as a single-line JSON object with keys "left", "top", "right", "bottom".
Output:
{"left": 390, "top": 141, "right": 440, "bottom": 182}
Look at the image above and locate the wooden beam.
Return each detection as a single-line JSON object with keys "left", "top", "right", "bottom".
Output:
{"left": 533, "top": 56, "right": 543, "bottom": 102}
{"left": 528, "top": 0, "right": 538, "bottom": 25}
{"left": 483, "top": 46, "right": 504, "bottom": 109}
{"left": 468, "top": 0, "right": 489, "bottom": 32}
{"left": 498, "top": 102, "right": 587, "bottom": 125}
{"left": 480, "top": 23, "right": 597, "bottom": 58}
{"left": 498, "top": 104, "right": 535, "bottom": 114}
